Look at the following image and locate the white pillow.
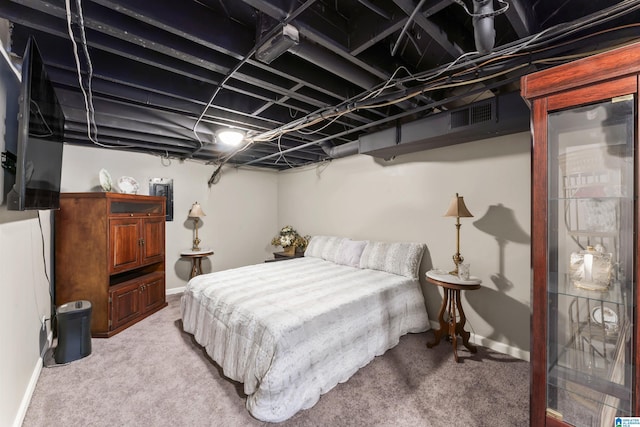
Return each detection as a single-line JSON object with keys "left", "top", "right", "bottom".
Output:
{"left": 321, "top": 236, "right": 347, "bottom": 262}
{"left": 335, "top": 239, "right": 368, "bottom": 268}
{"left": 304, "top": 236, "right": 346, "bottom": 262}
{"left": 304, "top": 235, "right": 327, "bottom": 258}
{"left": 359, "top": 241, "right": 425, "bottom": 279}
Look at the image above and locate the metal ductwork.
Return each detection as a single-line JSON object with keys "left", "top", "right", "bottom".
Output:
{"left": 255, "top": 24, "right": 300, "bottom": 64}
{"left": 473, "top": 0, "right": 496, "bottom": 54}
{"left": 358, "top": 91, "right": 530, "bottom": 160}
{"left": 319, "top": 140, "right": 360, "bottom": 159}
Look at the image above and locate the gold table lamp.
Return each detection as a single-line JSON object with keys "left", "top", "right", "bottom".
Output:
{"left": 444, "top": 193, "right": 473, "bottom": 275}
{"left": 188, "top": 202, "right": 206, "bottom": 251}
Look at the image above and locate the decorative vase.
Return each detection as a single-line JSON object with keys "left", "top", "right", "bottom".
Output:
{"left": 283, "top": 245, "right": 295, "bottom": 255}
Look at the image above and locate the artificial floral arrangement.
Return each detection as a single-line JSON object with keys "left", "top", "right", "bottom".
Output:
{"left": 271, "top": 225, "right": 310, "bottom": 252}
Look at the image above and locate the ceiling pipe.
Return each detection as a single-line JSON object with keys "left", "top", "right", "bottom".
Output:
{"left": 319, "top": 140, "right": 359, "bottom": 159}
{"left": 473, "top": 0, "right": 496, "bottom": 54}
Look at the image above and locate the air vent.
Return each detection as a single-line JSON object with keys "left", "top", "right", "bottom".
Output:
{"left": 451, "top": 109, "right": 470, "bottom": 128}
{"left": 471, "top": 102, "right": 493, "bottom": 124}
{"left": 450, "top": 100, "right": 494, "bottom": 129}
{"left": 358, "top": 92, "right": 529, "bottom": 160}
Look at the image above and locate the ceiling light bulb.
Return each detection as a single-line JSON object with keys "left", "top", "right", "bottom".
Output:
{"left": 216, "top": 129, "right": 245, "bottom": 146}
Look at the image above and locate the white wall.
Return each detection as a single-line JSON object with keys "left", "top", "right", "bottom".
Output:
{"left": 277, "top": 132, "right": 532, "bottom": 359}
{"left": 2, "top": 143, "right": 279, "bottom": 426}
{"left": 3, "top": 129, "right": 532, "bottom": 426}
{"left": 60, "top": 145, "right": 279, "bottom": 291}
{"left": 0, "top": 210, "right": 53, "bottom": 427}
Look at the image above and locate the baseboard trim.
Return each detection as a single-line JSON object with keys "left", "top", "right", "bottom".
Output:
{"left": 13, "top": 330, "right": 51, "bottom": 427}
{"left": 166, "top": 286, "right": 185, "bottom": 296}
{"left": 428, "top": 320, "right": 530, "bottom": 362}
{"left": 470, "top": 334, "right": 530, "bottom": 362}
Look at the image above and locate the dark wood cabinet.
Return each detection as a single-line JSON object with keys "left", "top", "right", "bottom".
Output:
{"left": 55, "top": 193, "right": 167, "bottom": 337}
{"left": 109, "top": 216, "right": 164, "bottom": 274}
{"left": 521, "top": 42, "right": 640, "bottom": 426}
{"left": 110, "top": 271, "right": 165, "bottom": 331}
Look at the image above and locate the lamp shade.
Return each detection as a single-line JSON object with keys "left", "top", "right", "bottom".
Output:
{"left": 188, "top": 202, "right": 206, "bottom": 218}
{"left": 444, "top": 193, "right": 473, "bottom": 218}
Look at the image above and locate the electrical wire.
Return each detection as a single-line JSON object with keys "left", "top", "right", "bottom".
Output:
{"left": 64, "top": 0, "right": 91, "bottom": 141}
{"left": 451, "top": 0, "right": 509, "bottom": 18}
{"left": 36, "top": 211, "right": 53, "bottom": 337}
{"left": 74, "top": 0, "right": 98, "bottom": 142}
{"left": 159, "top": 151, "right": 172, "bottom": 166}
{"left": 206, "top": 138, "right": 255, "bottom": 185}
{"left": 29, "top": 100, "right": 54, "bottom": 137}
{"left": 192, "top": 0, "right": 318, "bottom": 148}
{"left": 244, "top": 8, "right": 640, "bottom": 148}
{"left": 389, "top": 0, "right": 640, "bottom": 88}
{"left": 36, "top": 212, "right": 51, "bottom": 290}
{"left": 64, "top": 0, "right": 134, "bottom": 149}
{"left": 275, "top": 133, "right": 295, "bottom": 168}
{"left": 202, "top": 0, "right": 640, "bottom": 171}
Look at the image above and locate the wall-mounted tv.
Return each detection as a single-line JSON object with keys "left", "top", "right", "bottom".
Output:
{"left": 7, "top": 36, "right": 64, "bottom": 211}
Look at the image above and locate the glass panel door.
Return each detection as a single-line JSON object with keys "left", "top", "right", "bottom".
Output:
{"left": 546, "top": 95, "right": 635, "bottom": 426}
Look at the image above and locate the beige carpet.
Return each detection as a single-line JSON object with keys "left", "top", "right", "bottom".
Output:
{"left": 24, "top": 294, "right": 529, "bottom": 426}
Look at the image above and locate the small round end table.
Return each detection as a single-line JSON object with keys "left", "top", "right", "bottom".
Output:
{"left": 425, "top": 270, "right": 482, "bottom": 362}
{"left": 181, "top": 249, "right": 214, "bottom": 279}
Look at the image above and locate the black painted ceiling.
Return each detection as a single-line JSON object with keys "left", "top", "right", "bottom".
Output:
{"left": 1, "top": 0, "right": 639, "bottom": 174}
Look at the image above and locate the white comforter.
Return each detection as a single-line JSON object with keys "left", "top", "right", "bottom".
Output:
{"left": 181, "top": 257, "right": 430, "bottom": 422}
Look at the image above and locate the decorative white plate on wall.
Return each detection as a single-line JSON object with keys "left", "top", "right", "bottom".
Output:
{"left": 117, "top": 176, "right": 139, "bottom": 194}
{"left": 99, "top": 168, "right": 112, "bottom": 192}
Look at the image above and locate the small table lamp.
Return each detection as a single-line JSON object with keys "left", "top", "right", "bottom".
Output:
{"left": 188, "top": 202, "right": 206, "bottom": 251}
{"left": 444, "top": 193, "right": 473, "bottom": 276}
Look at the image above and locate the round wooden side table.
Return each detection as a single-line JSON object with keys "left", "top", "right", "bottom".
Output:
{"left": 181, "top": 249, "right": 214, "bottom": 279}
{"left": 425, "top": 270, "right": 482, "bottom": 362}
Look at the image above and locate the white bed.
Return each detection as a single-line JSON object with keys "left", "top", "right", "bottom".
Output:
{"left": 181, "top": 237, "right": 430, "bottom": 422}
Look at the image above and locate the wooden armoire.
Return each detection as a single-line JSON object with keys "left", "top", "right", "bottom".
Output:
{"left": 55, "top": 192, "right": 167, "bottom": 337}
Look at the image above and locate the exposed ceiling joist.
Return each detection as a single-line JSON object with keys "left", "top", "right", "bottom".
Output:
{"left": 0, "top": 0, "right": 637, "bottom": 172}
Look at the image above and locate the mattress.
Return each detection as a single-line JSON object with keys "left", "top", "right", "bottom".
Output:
{"left": 181, "top": 256, "right": 429, "bottom": 422}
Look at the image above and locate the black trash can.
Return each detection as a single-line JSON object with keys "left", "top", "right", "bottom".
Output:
{"left": 55, "top": 300, "right": 92, "bottom": 364}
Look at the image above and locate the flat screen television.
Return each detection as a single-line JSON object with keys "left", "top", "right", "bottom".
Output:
{"left": 7, "top": 37, "right": 64, "bottom": 211}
